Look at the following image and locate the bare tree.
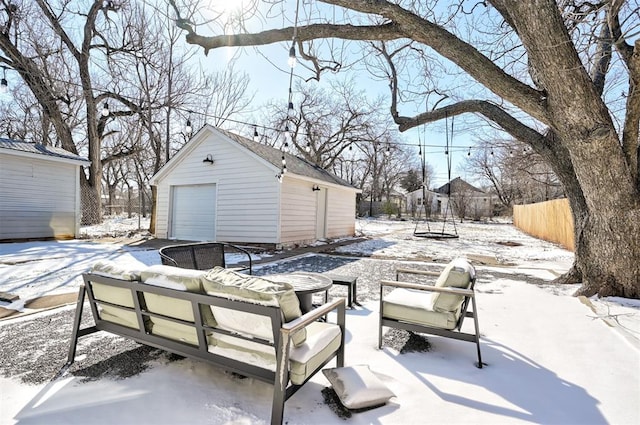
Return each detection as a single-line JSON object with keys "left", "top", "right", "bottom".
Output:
{"left": 171, "top": 0, "right": 640, "bottom": 299}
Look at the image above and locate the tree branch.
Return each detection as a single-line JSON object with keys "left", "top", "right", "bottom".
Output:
{"left": 395, "top": 99, "right": 545, "bottom": 145}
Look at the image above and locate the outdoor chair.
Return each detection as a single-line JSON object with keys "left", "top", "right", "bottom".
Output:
{"left": 378, "top": 257, "right": 483, "bottom": 368}
{"left": 159, "top": 242, "right": 253, "bottom": 274}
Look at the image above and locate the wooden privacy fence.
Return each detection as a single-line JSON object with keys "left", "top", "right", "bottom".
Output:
{"left": 513, "top": 198, "right": 575, "bottom": 251}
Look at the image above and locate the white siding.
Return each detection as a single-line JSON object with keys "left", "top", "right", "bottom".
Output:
{"left": 326, "top": 187, "right": 356, "bottom": 238}
{"left": 280, "top": 179, "right": 318, "bottom": 244}
{"left": 0, "top": 154, "right": 79, "bottom": 239}
{"left": 154, "top": 131, "right": 280, "bottom": 243}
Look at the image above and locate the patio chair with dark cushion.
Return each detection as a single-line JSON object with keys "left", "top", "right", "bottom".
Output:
{"left": 378, "top": 257, "right": 483, "bottom": 367}
{"left": 159, "top": 242, "right": 253, "bottom": 274}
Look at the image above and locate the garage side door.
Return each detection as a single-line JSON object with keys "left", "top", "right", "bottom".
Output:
{"left": 170, "top": 184, "right": 216, "bottom": 241}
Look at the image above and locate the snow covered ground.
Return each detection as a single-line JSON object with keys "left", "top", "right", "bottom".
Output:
{"left": 1, "top": 217, "right": 639, "bottom": 424}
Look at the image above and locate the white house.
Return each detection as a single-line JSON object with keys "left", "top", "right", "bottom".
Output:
{"left": 0, "top": 139, "right": 89, "bottom": 240}
{"left": 150, "top": 125, "right": 360, "bottom": 247}
{"left": 406, "top": 177, "right": 495, "bottom": 219}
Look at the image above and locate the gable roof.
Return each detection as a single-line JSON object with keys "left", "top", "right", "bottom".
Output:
{"left": 0, "top": 138, "right": 89, "bottom": 164}
{"left": 217, "top": 128, "right": 355, "bottom": 188}
{"left": 435, "top": 177, "right": 484, "bottom": 195}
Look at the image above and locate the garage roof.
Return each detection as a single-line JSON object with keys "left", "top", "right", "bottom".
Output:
{"left": 0, "top": 138, "right": 89, "bottom": 164}
{"left": 219, "top": 129, "right": 356, "bottom": 189}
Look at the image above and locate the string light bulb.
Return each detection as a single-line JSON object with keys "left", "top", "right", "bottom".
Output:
{"left": 288, "top": 45, "right": 297, "bottom": 68}
{"left": 0, "top": 66, "right": 7, "bottom": 93}
{"left": 185, "top": 118, "right": 192, "bottom": 135}
{"left": 385, "top": 145, "right": 391, "bottom": 156}
{"left": 287, "top": 101, "right": 294, "bottom": 117}
{"left": 101, "top": 102, "right": 109, "bottom": 117}
{"left": 305, "top": 141, "right": 311, "bottom": 153}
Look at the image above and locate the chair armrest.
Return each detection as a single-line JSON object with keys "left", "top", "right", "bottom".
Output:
{"left": 396, "top": 267, "right": 440, "bottom": 278}
{"left": 380, "top": 280, "right": 475, "bottom": 297}
{"left": 225, "top": 243, "right": 253, "bottom": 275}
{"left": 282, "top": 298, "right": 346, "bottom": 334}
{"left": 158, "top": 251, "right": 179, "bottom": 267}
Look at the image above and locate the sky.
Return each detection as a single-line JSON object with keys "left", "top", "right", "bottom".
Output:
{"left": 191, "top": 0, "right": 476, "bottom": 188}
{"left": 1, "top": 217, "right": 639, "bottom": 424}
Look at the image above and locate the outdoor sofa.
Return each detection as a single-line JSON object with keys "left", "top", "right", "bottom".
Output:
{"left": 67, "top": 261, "right": 346, "bottom": 425}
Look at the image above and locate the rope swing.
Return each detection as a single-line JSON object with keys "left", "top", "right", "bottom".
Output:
{"left": 413, "top": 113, "right": 459, "bottom": 239}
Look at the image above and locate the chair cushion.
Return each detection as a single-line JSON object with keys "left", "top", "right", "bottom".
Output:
{"left": 207, "top": 321, "right": 341, "bottom": 385}
{"left": 323, "top": 365, "right": 396, "bottom": 410}
{"left": 430, "top": 258, "right": 475, "bottom": 313}
{"left": 202, "top": 267, "right": 306, "bottom": 346}
{"left": 383, "top": 288, "right": 458, "bottom": 330}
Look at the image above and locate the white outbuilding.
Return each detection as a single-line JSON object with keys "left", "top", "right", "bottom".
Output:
{"left": 150, "top": 125, "right": 360, "bottom": 247}
{"left": 0, "top": 139, "right": 89, "bottom": 240}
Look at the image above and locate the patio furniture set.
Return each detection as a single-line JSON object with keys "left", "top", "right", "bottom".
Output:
{"left": 67, "top": 242, "right": 482, "bottom": 424}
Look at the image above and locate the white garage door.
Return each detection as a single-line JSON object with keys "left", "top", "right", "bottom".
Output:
{"left": 170, "top": 184, "right": 216, "bottom": 241}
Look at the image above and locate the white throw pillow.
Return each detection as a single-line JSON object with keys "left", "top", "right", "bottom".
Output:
{"left": 323, "top": 365, "right": 395, "bottom": 410}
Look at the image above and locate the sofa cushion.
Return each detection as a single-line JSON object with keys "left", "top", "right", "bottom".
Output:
{"left": 430, "top": 258, "right": 475, "bottom": 313}
{"left": 91, "top": 283, "right": 135, "bottom": 308}
{"left": 383, "top": 288, "right": 458, "bottom": 330}
{"left": 141, "top": 265, "right": 205, "bottom": 292}
{"left": 98, "top": 304, "right": 139, "bottom": 329}
{"left": 90, "top": 260, "right": 143, "bottom": 281}
{"left": 149, "top": 317, "right": 199, "bottom": 346}
{"left": 208, "top": 321, "right": 341, "bottom": 385}
{"left": 323, "top": 365, "right": 396, "bottom": 410}
{"left": 202, "top": 267, "right": 306, "bottom": 346}
{"left": 141, "top": 265, "right": 216, "bottom": 327}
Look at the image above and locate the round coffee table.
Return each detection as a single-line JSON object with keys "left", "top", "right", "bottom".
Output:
{"left": 264, "top": 272, "right": 332, "bottom": 314}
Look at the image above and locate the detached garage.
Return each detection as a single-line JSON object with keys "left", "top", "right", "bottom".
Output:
{"left": 151, "top": 125, "right": 360, "bottom": 247}
{"left": 0, "top": 139, "right": 89, "bottom": 241}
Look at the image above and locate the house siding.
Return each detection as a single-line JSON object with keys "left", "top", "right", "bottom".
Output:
{"left": 326, "top": 188, "right": 356, "bottom": 238}
{"left": 280, "top": 178, "right": 318, "bottom": 244}
{"left": 0, "top": 154, "right": 79, "bottom": 240}
{"left": 154, "top": 130, "right": 280, "bottom": 243}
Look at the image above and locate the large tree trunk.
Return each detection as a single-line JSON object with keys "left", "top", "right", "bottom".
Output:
{"left": 503, "top": 1, "right": 640, "bottom": 298}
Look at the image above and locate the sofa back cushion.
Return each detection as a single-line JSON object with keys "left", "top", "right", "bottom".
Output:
{"left": 430, "top": 258, "right": 476, "bottom": 313}
{"left": 141, "top": 265, "right": 216, "bottom": 327}
{"left": 91, "top": 259, "right": 143, "bottom": 281}
{"left": 141, "top": 265, "right": 205, "bottom": 292}
{"left": 202, "top": 267, "right": 306, "bottom": 346}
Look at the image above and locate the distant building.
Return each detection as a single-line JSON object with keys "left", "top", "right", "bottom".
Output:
{"left": 407, "top": 177, "right": 495, "bottom": 219}
{"left": 0, "top": 139, "right": 89, "bottom": 240}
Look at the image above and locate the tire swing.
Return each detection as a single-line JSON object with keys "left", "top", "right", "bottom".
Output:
{"left": 413, "top": 114, "right": 459, "bottom": 239}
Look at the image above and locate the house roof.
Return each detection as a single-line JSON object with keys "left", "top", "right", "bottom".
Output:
{"left": 435, "top": 177, "right": 484, "bottom": 195}
{"left": 217, "top": 128, "right": 356, "bottom": 189}
{"left": 0, "top": 138, "right": 89, "bottom": 164}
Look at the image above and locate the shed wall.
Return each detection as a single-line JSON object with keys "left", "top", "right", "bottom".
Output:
{"left": 280, "top": 178, "right": 318, "bottom": 244}
{"left": 0, "top": 154, "right": 79, "bottom": 239}
{"left": 326, "top": 188, "right": 356, "bottom": 238}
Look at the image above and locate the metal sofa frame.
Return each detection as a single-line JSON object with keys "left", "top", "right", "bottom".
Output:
{"left": 67, "top": 273, "right": 345, "bottom": 424}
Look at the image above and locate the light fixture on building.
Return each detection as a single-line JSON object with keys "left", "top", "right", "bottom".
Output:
{"left": 202, "top": 154, "right": 214, "bottom": 164}
{"left": 312, "top": 184, "right": 320, "bottom": 192}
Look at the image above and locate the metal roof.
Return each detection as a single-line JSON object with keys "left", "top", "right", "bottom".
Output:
{"left": 0, "top": 138, "right": 89, "bottom": 163}
{"left": 218, "top": 128, "right": 356, "bottom": 189}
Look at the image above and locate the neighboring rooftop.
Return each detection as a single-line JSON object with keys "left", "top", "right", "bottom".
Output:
{"left": 435, "top": 176, "right": 484, "bottom": 194}
{"left": 0, "top": 138, "right": 88, "bottom": 163}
